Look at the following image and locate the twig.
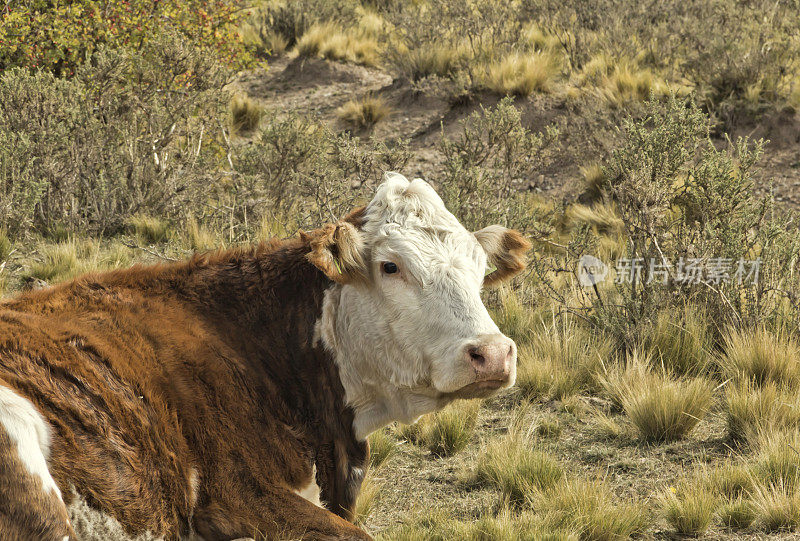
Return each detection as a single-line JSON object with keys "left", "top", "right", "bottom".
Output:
{"left": 121, "top": 241, "right": 178, "bottom": 261}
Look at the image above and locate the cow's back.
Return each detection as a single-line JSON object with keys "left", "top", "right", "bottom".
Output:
{"left": 0, "top": 283, "right": 200, "bottom": 539}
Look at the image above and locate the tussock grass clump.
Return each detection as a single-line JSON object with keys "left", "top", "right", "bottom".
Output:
{"left": 0, "top": 230, "right": 11, "bottom": 262}
{"left": 368, "top": 428, "right": 396, "bottom": 469}
{"left": 599, "top": 353, "right": 713, "bottom": 442}
{"left": 353, "top": 471, "right": 380, "bottom": 525}
{"left": 578, "top": 163, "right": 608, "bottom": 202}
{"left": 563, "top": 203, "right": 623, "bottom": 236}
{"left": 708, "top": 461, "right": 755, "bottom": 500}
{"left": 472, "top": 429, "right": 563, "bottom": 505}
{"left": 644, "top": 307, "right": 713, "bottom": 376}
{"left": 751, "top": 481, "right": 800, "bottom": 532}
{"left": 393, "top": 42, "right": 469, "bottom": 81}
{"left": 422, "top": 400, "right": 480, "bottom": 457}
{"left": 483, "top": 51, "right": 559, "bottom": 96}
{"left": 129, "top": 215, "right": 170, "bottom": 244}
{"left": 719, "top": 328, "right": 800, "bottom": 386}
{"left": 295, "top": 22, "right": 379, "bottom": 66}
{"left": 718, "top": 497, "right": 756, "bottom": 530}
{"left": 184, "top": 219, "right": 219, "bottom": 253}
{"left": 751, "top": 430, "right": 800, "bottom": 490}
{"left": 661, "top": 480, "right": 717, "bottom": 536}
{"left": 516, "top": 316, "right": 612, "bottom": 401}
{"left": 23, "top": 239, "right": 134, "bottom": 284}
{"left": 337, "top": 94, "right": 392, "bottom": 129}
{"left": 230, "top": 94, "right": 264, "bottom": 136}
{"left": 723, "top": 380, "right": 800, "bottom": 441}
{"left": 395, "top": 416, "right": 431, "bottom": 446}
{"left": 533, "top": 478, "right": 650, "bottom": 540}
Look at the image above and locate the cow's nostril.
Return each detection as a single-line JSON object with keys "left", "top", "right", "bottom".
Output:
{"left": 469, "top": 348, "right": 485, "bottom": 365}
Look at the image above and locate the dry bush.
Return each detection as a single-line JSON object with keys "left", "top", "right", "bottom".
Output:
{"left": 337, "top": 94, "right": 392, "bottom": 129}
{"left": 0, "top": 34, "right": 229, "bottom": 237}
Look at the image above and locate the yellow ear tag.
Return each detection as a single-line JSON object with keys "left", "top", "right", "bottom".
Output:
{"left": 333, "top": 259, "right": 343, "bottom": 275}
{"left": 485, "top": 265, "right": 497, "bottom": 277}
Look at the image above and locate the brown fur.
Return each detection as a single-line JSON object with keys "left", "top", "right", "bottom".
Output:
{"left": 0, "top": 225, "right": 371, "bottom": 540}
{"left": 476, "top": 227, "right": 532, "bottom": 287}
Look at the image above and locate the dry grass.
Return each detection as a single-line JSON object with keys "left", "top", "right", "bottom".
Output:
{"left": 516, "top": 316, "right": 612, "bottom": 401}
{"left": 532, "top": 478, "right": 650, "bottom": 540}
{"left": 599, "top": 353, "right": 713, "bottom": 442}
{"left": 719, "top": 327, "right": 800, "bottom": 386}
{"left": 337, "top": 94, "right": 392, "bottom": 129}
{"left": 718, "top": 497, "right": 756, "bottom": 530}
{"left": 471, "top": 426, "right": 563, "bottom": 505}
{"left": 22, "top": 239, "right": 133, "bottom": 284}
{"left": 723, "top": 380, "right": 800, "bottom": 441}
{"left": 644, "top": 306, "right": 713, "bottom": 376}
{"left": 230, "top": 94, "right": 264, "bottom": 136}
{"left": 368, "top": 428, "right": 397, "bottom": 469}
{"left": 295, "top": 22, "right": 380, "bottom": 66}
{"left": 354, "top": 471, "right": 381, "bottom": 525}
{"left": 128, "top": 215, "right": 170, "bottom": 244}
{"left": 482, "top": 51, "right": 560, "bottom": 96}
{"left": 751, "top": 481, "right": 800, "bottom": 532}
{"left": 421, "top": 400, "right": 480, "bottom": 458}
{"left": 661, "top": 479, "right": 718, "bottom": 535}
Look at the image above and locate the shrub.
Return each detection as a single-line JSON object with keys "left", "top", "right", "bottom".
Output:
{"left": 421, "top": 400, "right": 480, "bottom": 458}
{"left": 0, "top": 0, "right": 253, "bottom": 76}
{"left": 438, "top": 97, "right": 558, "bottom": 232}
{"left": 337, "top": 95, "right": 392, "bottom": 129}
{"left": 0, "top": 36, "right": 229, "bottom": 236}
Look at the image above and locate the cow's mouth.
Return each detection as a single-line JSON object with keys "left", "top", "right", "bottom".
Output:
{"left": 449, "top": 378, "right": 508, "bottom": 398}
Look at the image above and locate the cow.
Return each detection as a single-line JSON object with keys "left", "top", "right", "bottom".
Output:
{"left": 0, "top": 173, "right": 530, "bottom": 541}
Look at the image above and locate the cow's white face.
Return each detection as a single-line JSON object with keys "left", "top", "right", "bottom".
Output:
{"left": 310, "top": 173, "right": 530, "bottom": 440}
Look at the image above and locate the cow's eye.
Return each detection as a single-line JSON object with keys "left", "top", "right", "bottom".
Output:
{"left": 382, "top": 262, "right": 399, "bottom": 274}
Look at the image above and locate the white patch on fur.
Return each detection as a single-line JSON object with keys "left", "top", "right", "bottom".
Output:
{"left": 0, "top": 385, "right": 62, "bottom": 499}
{"left": 294, "top": 464, "right": 322, "bottom": 507}
{"left": 318, "top": 173, "right": 517, "bottom": 440}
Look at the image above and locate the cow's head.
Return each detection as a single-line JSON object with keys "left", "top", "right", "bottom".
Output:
{"left": 309, "top": 173, "right": 531, "bottom": 439}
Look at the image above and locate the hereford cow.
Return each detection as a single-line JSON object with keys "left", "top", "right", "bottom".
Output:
{"left": 0, "top": 173, "right": 530, "bottom": 541}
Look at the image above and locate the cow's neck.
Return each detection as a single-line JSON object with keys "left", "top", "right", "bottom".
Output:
{"left": 317, "top": 285, "right": 450, "bottom": 441}
{"left": 177, "top": 241, "right": 360, "bottom": 443}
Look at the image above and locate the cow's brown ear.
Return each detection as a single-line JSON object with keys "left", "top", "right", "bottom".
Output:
{"left": 474, "top": 225, "right": 532, "bottom": 287}
{"left": 304, "top": 221, "right": 368, "bottom": 284}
